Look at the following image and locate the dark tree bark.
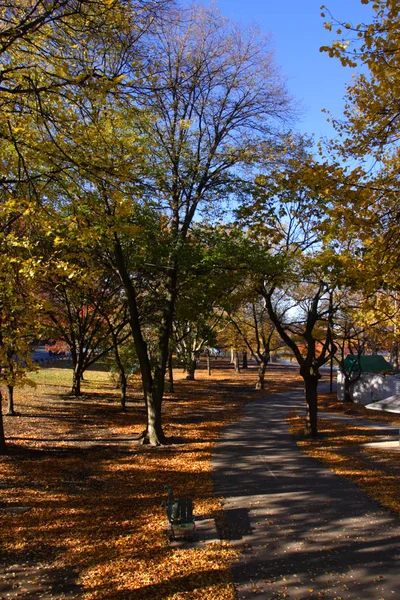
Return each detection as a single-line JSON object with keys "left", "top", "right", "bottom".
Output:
{"left": 340, "top": 352, "right": 362, "bottom": 403}
{"left": 342, "top": 367, "right": 363, "bottom": 403}
{"left": 67, "top": 343, "right": 85, "bottom": 397}
{"left": 343, "top": 376, "right": 354, "bottom": 403}
{"left": 242, "top": 350, "right": 248, "bottom": 369}
{"left": 7, "top": 386, "right": 15, "bottom": 416}
{"left": 301, "top": 368, "right": 320, "bottom": 437}
{"left": 0, "top": 391, "right": 6, "bottom": 454}
{"left": 119, "top": 371, "right": 127, "bottom": 411}
{"left": 71, "top": 366, "right": 82, "bottom": 397}
{"left": 206, "top": 350, "right": 211, "bottom": 376}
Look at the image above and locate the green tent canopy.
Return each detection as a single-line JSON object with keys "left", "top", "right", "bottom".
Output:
{"left": 343, "top": 354, "right": 395, "bottom": 375}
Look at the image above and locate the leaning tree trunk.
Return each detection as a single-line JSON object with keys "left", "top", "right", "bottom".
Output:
{"left": 302, "top": 372, "right": 320, "bottom": 437}
{"left": 132, "top": 359, "right": 167, "bottom": 445}
{"left": 0, "top": 391, "right": 6, "bottom": 454}
{"left": 7, "top": 385, "right": 15, "bottom": 416}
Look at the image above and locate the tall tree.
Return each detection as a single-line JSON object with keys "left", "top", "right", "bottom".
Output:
{"left": 50, "top": 4, "right": 293, "bottom": 444}
{"left": 261, "top": 278, "right": 336, "bottom": 435}
{"left": 238, "top": 155, "right": 341, "bottom": 436}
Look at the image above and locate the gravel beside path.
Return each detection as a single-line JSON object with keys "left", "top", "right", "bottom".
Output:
{"left": 212, "top": 386, "right": 400, "bottom": 600}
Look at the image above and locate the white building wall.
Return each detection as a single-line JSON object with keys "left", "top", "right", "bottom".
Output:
{"left": 337, "top": 371, "right": 400, "bottom": 404}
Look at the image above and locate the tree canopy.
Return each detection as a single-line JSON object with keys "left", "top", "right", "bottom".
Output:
{"left": 4, "top": 0, "right": 400, "bottom": 452}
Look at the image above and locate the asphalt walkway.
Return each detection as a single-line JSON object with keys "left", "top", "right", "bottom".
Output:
{"left": 212, "top": 386, "right": 400, "bottom": 600}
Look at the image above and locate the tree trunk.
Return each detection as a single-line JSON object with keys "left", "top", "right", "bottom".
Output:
{"left": 72, "top": 367, "right": 82, "bottom": 397}
{"left": 0, "top": 391, "right": 6, "bottom": 454}
{"left": 206, "top": 350, "right": 211, "bottom": 376}
{"left": 242, "top": 350, "right": 248, "bottom": 369}
{"left": 186, "top": 358, "right": 197, "bottom": 380}
{"left": 7, "top": 386, "right": 15, "bottom": 416}
{"left": 230, "top": 347, "right": 235, "bottom": 363}
{"left": 140, "top": 263, "right": 177, "bottom": 445}
{"left": 343, "top": 376, "right": 354, "bottom": 403}
{"left": 255, "top": 360, "right": 267, "bottom": 390}
{"left": 113, "top": 237, "right": 172, "bottom": 446}
{"left": 168, "top": 352, "right": 174, "bottom": 393}
{"left": 120, "top": 371, "right": 127, "bottom": 411}
{"left": 303, "top": 373, "right": 319, "bottom": 437}
{"left": 234, "top": 352, "right": 240, "bottom": 373}
{"left": 110, "top": 336, "right": 127, "bottom": 410}
{"left": 70, "top": 346, "right": 85, "bottom": 397}
{"left": 143, "top": 388, "right": 165, "bottom": 445}
{"left": 132, "top": 341, "right": 167, "bottom": 445}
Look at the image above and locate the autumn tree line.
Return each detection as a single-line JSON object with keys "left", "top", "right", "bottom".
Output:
{"left": 1, "top": 0, "right": 400, "bottom": 452}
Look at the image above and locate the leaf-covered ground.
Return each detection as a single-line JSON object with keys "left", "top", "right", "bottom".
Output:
{"left": 0, "top": 360, "right": 303, "bottom": 599}
{"left": 289, "top": 393, "right": 400, "bottom": 517}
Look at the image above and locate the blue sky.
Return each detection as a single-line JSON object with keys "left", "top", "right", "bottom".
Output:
{"left": 194, "top": 0, "right": 374, "bottom": 141}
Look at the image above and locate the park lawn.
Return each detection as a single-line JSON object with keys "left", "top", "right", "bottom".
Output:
{"left": 0, "top": 361, "right": 303, "bottom": 600}
{"left": 289, "top": 393, "right": 400, "bottom": 517}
